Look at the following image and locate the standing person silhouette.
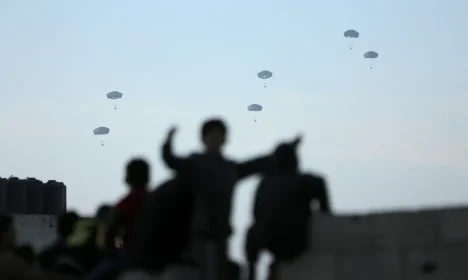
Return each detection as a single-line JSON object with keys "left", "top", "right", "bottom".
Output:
{"left": 105, "top": 158, "right": 150, "bottom": 254}
{"left": 161, "top": 118, "right": 301, "bottom": 280}
{"left": 245, "top": 139, "right": 331, "bottom": 280}
{"left": 39, "top": 211, "right": 80, "bottom": 271}
{"left": 91, "top": 159, "right": 150, "bottom": 280}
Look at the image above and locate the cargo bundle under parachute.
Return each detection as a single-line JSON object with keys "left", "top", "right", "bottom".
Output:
{"left": 93, "top": 126, "right": 110, "bottom": 147}
{"left": 247, "top": 104, "right": 263, "bottom": 123}
{"left": 364, "top": 51, "right": 379, "bottom": 69}
{"left": 106, "top": 91, "right": 123, "bottom": 110}
{"left": 344, "top": 29, "right": 359, "bottom": 50}
{"left": 257, "top": 70, "right": 273, "bottom": 88}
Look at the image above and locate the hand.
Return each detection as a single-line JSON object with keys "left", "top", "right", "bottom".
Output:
{"left": 292, "top": 134, "right": 303, "bottom": 147}
{"left": 165, "top": 127, "right": 177, "bottom": 143}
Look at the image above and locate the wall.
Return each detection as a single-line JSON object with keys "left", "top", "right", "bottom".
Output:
{"left": 279, "top": 206, "right": 468, "bottom": 280}
{"left": 13, "top": 214, "right": 58, "bottom": 253}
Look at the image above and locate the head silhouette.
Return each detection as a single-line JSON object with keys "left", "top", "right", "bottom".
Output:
{"left": 273, "top": 140, "right": 299, "bottom": 172}
{"left": 126, "top": 158, "right": 150, "bottom": 189}
{"left": 95, "top": 204, "right": 113, "bottom": 224}
{"left": 58, "top": 211, "right": 80, "bottom": 240}
{"left": 201, "top": 118, "right": 227, "bottom": 153}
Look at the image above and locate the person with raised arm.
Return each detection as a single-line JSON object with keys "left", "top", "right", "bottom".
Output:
{"left": 161, "top": 118, "right": 301, "bottom": 280}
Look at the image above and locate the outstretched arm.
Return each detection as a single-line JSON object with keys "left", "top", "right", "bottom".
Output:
{"left": 237, "top": 135, "right": 303, "bottom": 180}
{"left": 237, "top": 154, "right": 273, "bottom": 180}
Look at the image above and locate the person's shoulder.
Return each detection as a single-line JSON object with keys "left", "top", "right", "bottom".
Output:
{"left": 189, "top": 152, "right": 200, "bottom": 157}
{"left": 117, "top": 192, "right": 131, "bottom": 204}
{"left": 225, "top": 158, "right": 238, "bottom": 165}
{"left": 187, "top": 153, "right": 202, "bottom": 160}
{"left": 118, "top": 189, "right": 146, "bottom": 209}
{"left": 116, "top": 192, "right": 133, "bottom": 209}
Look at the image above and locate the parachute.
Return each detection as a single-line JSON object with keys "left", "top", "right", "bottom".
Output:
{"left": 257, "top": 71, "right": 273, "bottom": 88}
{"left": 93, "top": 127, "right": 110, "bottom": 146}
{"left": 93, "top": 127, "right": 110, "bottom": 135}
{"left": 106, "top": 91, "right": 123, "bottom": 110}
{"left": 344, "top": 30, "right": 359, "bottom": 38}
{"left": 364, "top": 51, "right": 379, "bottom": 69}
{"left": 344, "top": 30, "right": 359, "bottom": 50}
{"left": 248, "top": 104, "right": 263, "bottom": 111}
{"left": 364, "top": 51, "right": 378, "bottom": 59}
{"left": 247, "top": 104, "right": 262, "bottom": 122}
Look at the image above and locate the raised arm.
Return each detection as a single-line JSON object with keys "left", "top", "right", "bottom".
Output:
{"left": 161, "top": 127, "right": 192, "bottom": 174}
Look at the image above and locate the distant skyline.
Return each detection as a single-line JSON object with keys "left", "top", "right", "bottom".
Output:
{"left": 1, "top": 0, "right": 467, "bottom": 272}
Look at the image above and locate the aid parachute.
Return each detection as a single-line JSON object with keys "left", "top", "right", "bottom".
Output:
{"left": 106, "top": 91, "right": 123, "bottom": 110}
{"left": 247, "top": 104, "right": 262, "bottom": 122}
{"left": 257, "top": 71, "right": 273, "bottom": 88}
{"left": 344, "top": 29, "right": 359, "bottom": 50}
{"left": 364, "top": 51, "right": 379, "bottom": 69}
{"left": 93, "top": 127, "right": 110, "bottom": 146}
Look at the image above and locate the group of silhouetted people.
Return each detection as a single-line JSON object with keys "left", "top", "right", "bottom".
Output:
{"left": 0, "top": 118, "right": 331, "bottom": 280}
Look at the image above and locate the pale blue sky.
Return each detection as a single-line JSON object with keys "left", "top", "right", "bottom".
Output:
{"left": 1, "top": 0, "right": 468, "bottom": 269}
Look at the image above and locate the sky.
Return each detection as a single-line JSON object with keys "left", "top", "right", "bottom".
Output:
{"left": 1, "top": 0, "right": 468, "bottom": 275}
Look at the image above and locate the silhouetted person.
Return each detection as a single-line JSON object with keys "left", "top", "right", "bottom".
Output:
{"left": 122, "top": 178, "right": 195, "bottom": 279}
{"left": 245, "top": 138, "right": 331, "bottom": 280}
{"left": 39, "top": 211, "right": 80, "bottom": 270}
{"left": 228, "top": 261, "right": 241, "bottom": 280}
{"left": 105, "top": 158, "right": 150, "bottom": 254}
{"left": 162, "top": 118, "right": 283, "bottom": 280}
{"left": 86, "top": 204, "right": 121, "bottom": 280}
{"left": 95, "top": 204, "right": 114, "bottom": 250}
{"left": 57, "top": 217, "right": 102, "bottom": 276}
{"left": 91, "top": 159, "right": 150, "bottom": 280}
{"left": 96, "top": 204, "right": 113, "bottom": 223}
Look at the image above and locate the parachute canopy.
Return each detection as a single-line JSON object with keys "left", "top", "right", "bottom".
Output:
{"left": 364, "top": 51, "right": 379, "bottom": 59}
{"left": 93, "top": 127, "right": 110, "bottom": 135}
{"left": 106, "top": 91, "right": 123, "bottom": 100}
{"left": 257, "top": 71, "right": 273, "bottom": 79}
{"left": 344, "top": 30, "right": 359, "bottom": 38}
{"left": 248, "top": 104, "right": 263, "bottom": 112}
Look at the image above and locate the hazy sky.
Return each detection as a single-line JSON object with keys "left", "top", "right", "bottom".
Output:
{"left": 1, "top": 0, "right": 468, "bottom": 269}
